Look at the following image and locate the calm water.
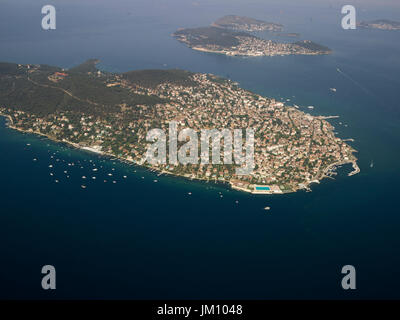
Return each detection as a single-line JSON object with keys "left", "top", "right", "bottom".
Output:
{"left": 1, "top": 0, "right": 400, "bottom": 299}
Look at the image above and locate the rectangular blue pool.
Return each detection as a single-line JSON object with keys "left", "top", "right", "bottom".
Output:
{"left": 255, "top": 186, "right": 271, "bottom": 191}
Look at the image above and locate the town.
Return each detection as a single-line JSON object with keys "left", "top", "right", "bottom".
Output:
{"left": 0, "top": 61, "right": 358, "bottom": 194}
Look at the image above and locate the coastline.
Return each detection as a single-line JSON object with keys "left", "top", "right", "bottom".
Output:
{"left": 0, "top": 113, "right": 360, "bottom": 195}
{"left": 190, "top": 46, "right": 328, "bottom": 57}
{"left": 0, "top": 113, "right": 240, "bottom": 191}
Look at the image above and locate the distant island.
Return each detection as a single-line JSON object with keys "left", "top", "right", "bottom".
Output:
{"left": 358, "top": 19, "right": 400, "bottom": 30}
{"left": 173, "top": 15, "right": 331, "bottom": 57}
{"left": 0, "top": 60, "right": 358, "bottom": 194}
{"left": 212, "top": 15, "right": 283, "bottom": 32}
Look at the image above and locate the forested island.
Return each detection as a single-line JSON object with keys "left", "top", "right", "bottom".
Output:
{"left": 0, "top": 60, "right": 358, "bottom": 194}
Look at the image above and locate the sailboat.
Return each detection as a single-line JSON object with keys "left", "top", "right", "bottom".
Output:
{"left": 370, "top": 160, "right": 374, "bottom": 168}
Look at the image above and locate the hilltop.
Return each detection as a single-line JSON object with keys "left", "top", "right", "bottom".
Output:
{"left": 122, "top": 69, "right": 196, "bottom": 88}
{"left": 174, "top": 26, "right": 255, "bottom": 49}
{"left": 0, "top": 60, "right": 166, "bottom": 116}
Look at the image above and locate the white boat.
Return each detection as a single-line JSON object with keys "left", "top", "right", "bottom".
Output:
{"left": 264, "top": 206, "right": 271, "bottom": 211}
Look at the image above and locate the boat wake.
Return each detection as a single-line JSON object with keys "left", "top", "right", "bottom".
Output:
{"left": 336, "top": 68, "right": 374, "bottom": 96}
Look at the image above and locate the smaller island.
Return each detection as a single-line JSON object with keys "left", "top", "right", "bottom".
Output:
{"left": 212, "top": 15, "right": 283, "bottom": 32}
{"left": 173, "top": 27, "right": 331, "bottom": 57}
{"left": 358, "top": 19, "right": 400, "bottom": 30}
{"left": 173, "top": 15, "right": 331, "bottom": 57}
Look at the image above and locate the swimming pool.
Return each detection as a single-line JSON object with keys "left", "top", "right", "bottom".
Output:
{"left": 255, "top": 186, "right": 271, "bottom": 191}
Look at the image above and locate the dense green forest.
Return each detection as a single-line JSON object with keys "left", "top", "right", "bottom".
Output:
{"left": 68, "top": 59, "right": 100, "bottom": 74}
{"left": 123, "top": 69, "right": 196, "bottom": 88}
{"left": 294, "top": 40, "right": 332, "bottom": 53}
{"left": 173, "top": 26, "right": 255, "bottom": 48}
{"left": 0, "top": 61, "right": 168, "bottom": 117}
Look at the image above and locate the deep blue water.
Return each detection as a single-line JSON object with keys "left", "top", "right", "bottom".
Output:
{"left": 1, "top": 0, "right": 400, "bottom": 299}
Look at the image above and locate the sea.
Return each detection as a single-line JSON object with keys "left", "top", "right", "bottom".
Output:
{"left": 1, "top": 0, "right": 400, "bottom": 299}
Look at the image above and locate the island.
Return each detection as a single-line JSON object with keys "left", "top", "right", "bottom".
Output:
{"left": 173, "top": 15, "right": 331, "bottom": 57}
{"left": 0, "top": 60, "right": 359, "bottom": 194}
{"left": 212, "top": 15, "right": 284, "bottom": 32}
{"left": 358, "top": 19, "right": 400, "bottom": 30}
{"left": 173, "top": 26, "right": 331, "bottom": 57}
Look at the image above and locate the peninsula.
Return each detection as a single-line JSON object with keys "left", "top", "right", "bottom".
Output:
{"left": 0, "top": 60, "right": 358, "bottom": 194}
